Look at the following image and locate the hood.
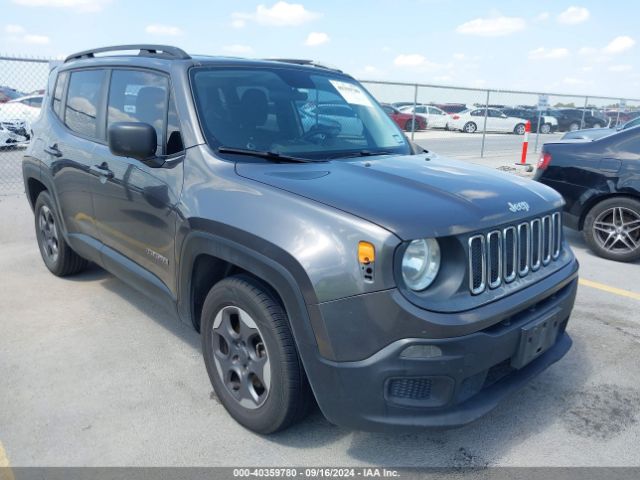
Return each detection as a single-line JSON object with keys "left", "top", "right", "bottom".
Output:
{"left": 235, "top": 153, "right": 564, "bottom": 240}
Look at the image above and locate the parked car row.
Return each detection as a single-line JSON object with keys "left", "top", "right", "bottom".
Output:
{"left": 0, "top": 93, "right": 44, "bottom": 144}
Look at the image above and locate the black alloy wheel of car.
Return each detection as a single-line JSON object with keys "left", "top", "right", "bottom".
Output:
{"left": 201, "top": 275, "right": 313, "bottom": 434}
{"left": 514, "top": 123, "right": 526, "bottom": 135}
{"left": 34, "top": 191, "right": 88, "bottom": 276}
{"left": 583, "top": 197, "right": 640, "bottom": 262}
{"left": 540, "top": 123, "right": 552, "bottom": 134}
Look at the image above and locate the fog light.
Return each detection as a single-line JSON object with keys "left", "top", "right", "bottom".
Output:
{"left": 400, "top": 344, "right": 442, "bottom": 359}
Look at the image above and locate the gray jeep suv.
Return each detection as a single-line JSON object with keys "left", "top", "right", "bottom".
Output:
{"left": 22, "top": 45, "right": 579, "bottom": 433}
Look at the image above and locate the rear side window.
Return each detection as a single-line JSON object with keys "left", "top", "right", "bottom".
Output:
{"left": 107, "top": 69, "right": 168, "bottom": 155}
{"left": 65, "top": 70, "right": 106, "bottom": 139}
{"left": 52, "top": 71, "right": 68, "bottom": 119}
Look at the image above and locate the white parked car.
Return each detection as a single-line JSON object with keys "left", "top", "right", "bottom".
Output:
{"left": 448, "top": 108, "right": 528, "bottom": 134}
{"left": 399, "top": 104, "right": 450, "bottom": 129}
{"left": 0, "top": 94, "right": 43, "bottom": 140}
{"left": 0, "top": 123, "right": 27, "bottom": 148}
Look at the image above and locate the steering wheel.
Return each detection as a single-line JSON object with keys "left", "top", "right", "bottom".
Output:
{"left": 301, "top": 124, "right": 341, "bottom": 144}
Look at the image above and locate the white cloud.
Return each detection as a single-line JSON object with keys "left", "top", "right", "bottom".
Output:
{"left": 11, "top": 0, "right": 110, "bottom": 12}
{"left": 393, "top": 53, "right": 426, "bottom": 67}
{"left": 603, "top": 36, "right": 635, "bottom": 54}
{"left": 145, "top": 24, "right": 182, "bottom": 36}
{"left": 231, "top": 2, "right": 321, "bottom": 27}
{"left": 581, "top": 66, "right": 593, "bottom": 72}
{"left": 221, "top": 44, "right": 254, "bottom": 54}
{"left": 557, "top": 6, "right": 590, "bottom": 25}
{"left": 4, "top": 24, "right": 50, "bottom": 44}
{"left": 381, "top": 46, "right": 392, "bottom": 53}
{"left": 578, "top": 47, "right": 597, "bottom": 56}
{"left": 456, "top": 16, "right": 525, "bottom": 37}
{"left": 528, "top": 47, "right": 570, "bottom": 60}
{"left": 535, "top": 12, "right": 550, "bottom": 22}
{"left": 363, "top": 65, "right": 379, "bottom": 74}
{"left": 609, "top": 64, "right": 632, "bottom": 72}
{"left": 304, "top": 32, "right": 329, "bottom": 46}
{"left": 4, "top": 24, "right": 25, "bottom": 34}
{"left": 452, "top": 53, "right": 465, "bottom": 61}
{"left": 23, "top": 34, "right": 50, "bottom": 44}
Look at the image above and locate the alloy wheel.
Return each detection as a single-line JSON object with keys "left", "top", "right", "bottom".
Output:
{"left": 592, "top": 206, "right": 640, "bottom": 254}
{"left": 38, "top": 205, "right": 59, "bottom": 263}
{"left": 211, "top": 306, "right": 271, "bottom": 409}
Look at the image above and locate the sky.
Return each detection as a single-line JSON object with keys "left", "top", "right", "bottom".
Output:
{"left": 1, "top": 0, "right": 639, "bottom": 100}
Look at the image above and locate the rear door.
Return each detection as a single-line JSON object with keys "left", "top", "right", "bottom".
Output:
{"left": 90, "top": 68, "right": 185, "bottom": 295}
{"left": 45, "top": 68, "right": 107, "bottom": 258}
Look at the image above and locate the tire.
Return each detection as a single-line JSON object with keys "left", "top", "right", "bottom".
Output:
{"left": 540, "top": 123, "right": 552, "bottom": 134}
{"left": 404, "top": 120, "right": 416, "bottom": 132}
{"left": 201, "top": 274, "right": 313, "bottom": 434}
{"left": 569, "top": 122, "right": 580, "bottom": 132}
{"left": 592, "top": 122, "right": 602, "bottom": 129}
{"left": 514, "top": 123, "right": 526, "bottom": 135}
{"left": 463, "top": 122, "right": 477, "bottom": 133}
{"left": 583, "top": 197, "right": 640, "bottom": 262}
{"left": 34, "top": 191, "right": 88, "bottom": 276}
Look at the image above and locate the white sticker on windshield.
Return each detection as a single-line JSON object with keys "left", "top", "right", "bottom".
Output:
{"left": 329, "top": 80, "right": 373, "bottom": 107}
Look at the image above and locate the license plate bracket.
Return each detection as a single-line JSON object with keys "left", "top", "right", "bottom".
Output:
{"left": 511, "top": 307, "right": 563, "bottom": 369}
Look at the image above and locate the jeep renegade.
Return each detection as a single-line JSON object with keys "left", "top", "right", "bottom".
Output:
{"left": 22, "top": 45, "right": 579, "bottom": 433}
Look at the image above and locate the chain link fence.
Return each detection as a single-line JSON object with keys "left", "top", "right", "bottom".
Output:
{"left": 1, "top": 54, "right": 640, "bottom": 194}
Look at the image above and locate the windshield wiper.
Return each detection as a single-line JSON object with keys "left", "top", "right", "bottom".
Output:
{"left": 217, "top": 146, "right": 317, "bottom": 164}
{"left": 327, "top": 150, "right": 395, "bottom": 159}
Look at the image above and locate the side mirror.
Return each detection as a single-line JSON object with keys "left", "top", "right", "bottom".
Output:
{"left": 108, "top": 122, "right": 159, "bottom": 164}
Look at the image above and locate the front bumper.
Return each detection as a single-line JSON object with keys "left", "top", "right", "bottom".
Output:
{"left": 304, "top": 260, "right": 578, "bottom": 431}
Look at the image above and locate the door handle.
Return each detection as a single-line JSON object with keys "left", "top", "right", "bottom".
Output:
{"left": 89, "top": 163, "right": 114, "bottom": 179}
{"left": 44, "top": 144, "right": 62, "bottom": 157}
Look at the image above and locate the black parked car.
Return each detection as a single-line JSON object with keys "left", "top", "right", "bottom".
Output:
{"left": 537, "top": 108, "right": 608, "bottom": 132}
{"left": 561, "top": 116, "right": 640, "bottom": 141}
{"left": 535, "top": 126, "right": 640, "bottom": 262}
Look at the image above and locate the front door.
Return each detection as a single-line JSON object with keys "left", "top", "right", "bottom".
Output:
{"left": 90, "top": 68, "right": 185, "bottom": 295}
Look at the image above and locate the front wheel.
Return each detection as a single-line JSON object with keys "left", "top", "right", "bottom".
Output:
{"left": 514, "top": 123, "right": 526, "bottom": 135}
{"left": 540, "top": 123, "right": 552, "bottom": 134}
{"left": 583, "top": 197, "right": 640, "bottom": 262}
{"left": 568, "top": 122, "right": 580, "bottom": 132}
{"left": 463, "top": 122, "right": 477, "bottom": 133}
{"left": 201, "top": 275, "right": 313, "bottom": 434}
{"left": 592, "top": 122, "right": 602, "bottom": 129}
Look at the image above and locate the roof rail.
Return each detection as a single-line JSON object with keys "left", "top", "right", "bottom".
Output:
{"left": 64, "top": 45, "right": 191, "bottom": 63}
{"left": 266, "top": 58, "right": 342, "bottom": 73}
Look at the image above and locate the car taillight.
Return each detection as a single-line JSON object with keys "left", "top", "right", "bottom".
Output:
{"left": 537, "top": 151, "right": 552, "bottom": 170}
{"left": 452, "top": 115, "right": 460, "bottom": 120}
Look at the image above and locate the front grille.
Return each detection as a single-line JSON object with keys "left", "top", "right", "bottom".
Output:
{"left": 468, "top": 213, "right": 562, "bottom": 294}
{"left": 388, "top": 378, "right": 432, "bottom": 400}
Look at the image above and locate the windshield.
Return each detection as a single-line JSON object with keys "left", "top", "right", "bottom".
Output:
{"left": 190, "top": 66, "right": 411, "bottom": 160}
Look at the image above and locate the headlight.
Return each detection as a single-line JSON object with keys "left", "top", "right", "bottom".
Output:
{"left": 401, "top": 238, "right": 441, "bottom": 291}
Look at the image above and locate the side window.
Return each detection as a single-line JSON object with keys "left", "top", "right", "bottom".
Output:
{"left": 107, "top": 69, "right": 168, "bottom": 155}
{"left": 65, "top": 69, "right": 106, "bottom": 139}
{"left": 28, "top": 97, "right": 43, "bottom": 108}
{"left": 52, "top": 71, "right": 68, "bottom": 119}
{"left": 166, "top": 92, "right": 184, "bottom": 155}
{"left": 489, "top": 110, "right": 502, "bottom": 118}
{"left": 471, "top": 109, "right": 482, "bottom": 117}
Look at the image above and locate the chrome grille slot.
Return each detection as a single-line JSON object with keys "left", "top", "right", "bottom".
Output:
{"left": 467, "top": 213, "right": 562, "bottom": 295}
{"left": 542, "top": 215, "right": 552, "bottom": 265}
{"left": 503, "top": 226, "right": 517, "bottom": 283}
{"left": 487, "top": 231, "right": 502, "bottom": 289}
{"left": 468, "top": 235, "right": 486, "bottom": 294}
{"left": 530, "top": 219, "right": 542, "bottom": 271}
{"left": 518, "top": 222, "right": 530, "bottom": 276}
{"left": 552, "top": 212, "right": 562, "bottom": 259}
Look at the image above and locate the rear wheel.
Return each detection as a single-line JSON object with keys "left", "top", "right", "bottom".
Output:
{"left": 34, "top": 191, "right": 88, "bottom": 276}
{"left": 404, "top": 120, "right": 417, "bottom": 132}
{"left": 569, "top": 122, "right": 580, "bottom": 132}
{"left": 463, "top": 122, "right": 477, "bottom": 133}
{"left": 514, "top": 123, "right": 526, "bottom": 135}
{"left": 583, "top": 197, "right": 640, "bottom": 262}
{"left": 592, "top": 122, "right": 602, "bottom": 129}
{"left": 201, "top": 275, "right": 312, "bottom": 433}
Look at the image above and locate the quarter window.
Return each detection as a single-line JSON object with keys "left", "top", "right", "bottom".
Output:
{"left": 65, "top": 69, "right": 106, "bottom": 139}
{"left": 52, "top": 71, "right": 68, "bottom": 119}
{"left": 107, "top": 70, "right": 169, "bottom": 155}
